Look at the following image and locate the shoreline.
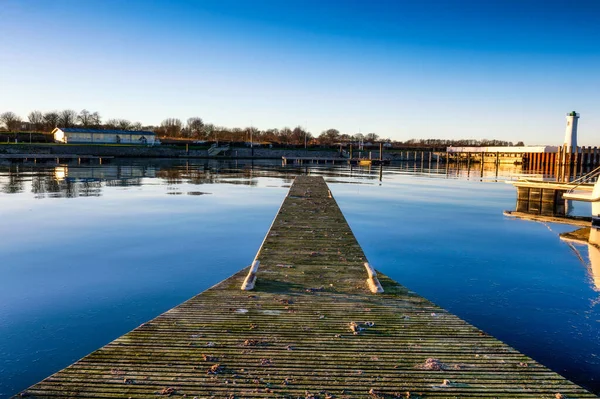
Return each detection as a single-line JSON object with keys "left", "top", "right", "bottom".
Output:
{"left": 0, "top": 143, "right": 402, "bottom": 160}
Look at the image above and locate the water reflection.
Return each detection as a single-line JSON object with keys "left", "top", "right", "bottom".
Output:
{"left": 561, "top": 227, "right": 600, "bottom": 292}
{"left": 0, "top": 160, "right": 396, "bottom": 199}
{"left": 0, "top": 158, "right": 533, "bottom": 201}
{"left": 1, "top": 158, "right": 599, "bottom": 397}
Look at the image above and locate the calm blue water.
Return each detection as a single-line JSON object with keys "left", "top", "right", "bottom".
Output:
{"left": 0, "top": 159, "right": 598, "bottom": 397}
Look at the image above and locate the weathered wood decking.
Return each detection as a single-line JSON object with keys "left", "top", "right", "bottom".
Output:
{"left": 20, "top": 176, "right": 597, "bottom": 398}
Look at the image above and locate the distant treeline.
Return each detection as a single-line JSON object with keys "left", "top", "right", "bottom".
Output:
{"left": 0, "top": 109, "right": 522, "bottom": 147}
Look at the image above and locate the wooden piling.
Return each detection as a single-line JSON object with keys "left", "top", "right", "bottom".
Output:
{"left": 18, "top": 176, "right": 598, "bottom": 399}
{"left": 573, "top": 146, "right": 579, "bottom": 178}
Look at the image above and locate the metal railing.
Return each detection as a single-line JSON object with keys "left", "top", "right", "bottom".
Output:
{"left": 567, "top": 164, "right": 600, "bottom": 193}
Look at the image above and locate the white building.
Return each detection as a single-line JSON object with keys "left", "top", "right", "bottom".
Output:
{"left": 53, "top": 128, "right": 157, "bottom": 145}
{"left": 564, "top": 111, "right": 580, "bottom": 149}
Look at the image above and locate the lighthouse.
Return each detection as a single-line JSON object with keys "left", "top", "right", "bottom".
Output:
{"left": 564, "top": 111, "right": 579, "bottom": 149}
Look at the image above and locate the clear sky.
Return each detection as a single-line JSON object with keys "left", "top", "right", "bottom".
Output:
{"left": 1, "top": 0, "right": 599, "bottom": 144}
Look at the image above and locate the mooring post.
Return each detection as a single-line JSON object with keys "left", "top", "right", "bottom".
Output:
{"left": 480, "top": 153, "right": 484, "bottom": 178}
{"left": 495, "top": 152, "right": 499, "bottom": 177}
{"left": 379, "top": 142, "right": 383, "bottom": 161}
{"left": 445, "top": 151, "right": 449, "bottom": 175}
{"left": 580, "top": 146, "right": 586, "bottom": 175}
{"left": 555, "top": 146, "right": 561, "bottom": 182}
{"left": 562, "top": 145, "right": 568, "bottom": 182}
{"left": 566, "top": 146, "right": 573, "bottom": 182}
{"left": 573, "top": 146, "right": 579, "bottom": 178}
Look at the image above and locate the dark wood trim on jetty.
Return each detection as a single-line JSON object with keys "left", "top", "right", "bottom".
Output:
{"left": 18, "top": 176, "right": 597, "bottom": 398}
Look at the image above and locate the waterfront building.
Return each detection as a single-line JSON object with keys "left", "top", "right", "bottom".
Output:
{"left": 52, "top": 128, "right": 157, "bottom": 145}
{"left": 447, "top": 110, "right": 586, "bottom": 164}
{"left": 446, "top": 145, "right": 558, "bottom": 164}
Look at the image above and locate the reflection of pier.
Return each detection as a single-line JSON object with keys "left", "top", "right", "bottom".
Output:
{"left": 62, "top": 165, "right": 157, "bottom": 182}
{"left": 282, "top": 156, "right": 348, "bottom": 165}
{"left": 507, "top": 166, "right": 600, "bottom": 291}
{"left": 560, "top": 228, "right": 600, "bottom": 291}
{"left": 20, "top": 176, "right": 596, "bottom": 398}
{"left": 509, "top": 179, "right": 595, "bottom": 217}
{"left": 0, "top": 153, "right": 110, "bottom": 164}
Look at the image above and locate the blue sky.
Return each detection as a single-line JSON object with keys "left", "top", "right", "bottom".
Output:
{"left": 1, "top": 0, "right": 599, "bottom": 144}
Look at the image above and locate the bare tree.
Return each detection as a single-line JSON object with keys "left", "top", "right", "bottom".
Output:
{"left": 58, "top": 109, "right": 78, "bottom": 127}
{"left": 365, "top": 133, "right": 379, "bottom": 142}
{"left": 104, "top": 119, "right": 118, "bottom": 129}
{"left": 318, "top": 128, "right": 340, "bottom": 145}
{"left": 130, "top": 122, "right": 143, "bottom": 131}
{"left": 263, "top": 128, "right": 279, "bottom": 143}
{"left": 0, "top": 112, "right": 22, "bottom": 131}
{"left": 291, "top": 126, "right": 309, "bottom": 146}
{"left": 352, "top": 133, "right": 364, "bottom": 142}
{"left": 117, "top": 119, "right": 131, "bottom": 130}
{"left": 77, "top": 109, "right": 93, "bottom": 127}
{"left": 161, "top": 118, "right": 182, "bottom": 137}
{"left": 90, "top": 112, "right": 101, "bottom": 128}
{"left": 43, "top": 111, "right": 60, "bottom": 131}
{"left": 279, "top": 127, "right": 293, "bottom": 145}
{"left": 28, "top": 111, "right": 44, "bottom": 131}
{"left": 202, "top": 123, "right": 215, "bottom": 140}
{"left": 187, "top": 117, "right": 204, "bottom": 138}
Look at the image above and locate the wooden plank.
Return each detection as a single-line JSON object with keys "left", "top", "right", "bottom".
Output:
{"left": 18, "top": 176, "right": 597, "bottom": 399}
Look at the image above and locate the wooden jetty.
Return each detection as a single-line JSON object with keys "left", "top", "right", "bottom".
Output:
{"left": 282, "top": 156, "right": 348, "bottom": 165}
{"left": 19, "top": 176, "right": 597, "bottom": 398}
{"left": 509, "top": 179, "right": 595, "bottom": 217}
{"left": 0, "top": 154, "right": 110, "bottom": 164}
{"left": 282, "top": 157, "right": 390, "bottom": 167}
